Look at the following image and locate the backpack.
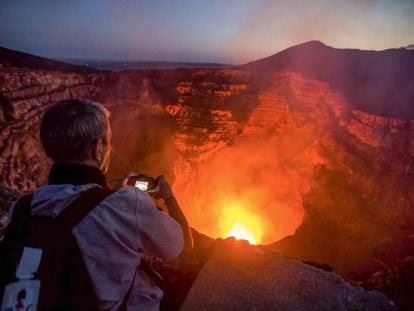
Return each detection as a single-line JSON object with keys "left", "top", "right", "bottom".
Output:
{"left": 0, "top": 187, "right": 113, "bottom": 311}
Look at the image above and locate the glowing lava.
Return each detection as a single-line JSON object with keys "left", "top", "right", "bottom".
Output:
{"left": 225, "top": 221, "right": 258, "bottom": 244}
{"left": 219, "top": 201, "right": 263, "bottom": 245}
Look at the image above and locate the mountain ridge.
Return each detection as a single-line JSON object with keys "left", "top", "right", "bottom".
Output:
{"left": 0, "top": 46, "right": 233, "bottom": 71}
{"left": 0, "top": 46, "right": 98, "bottom": 73}
{"left": 239, "top": 40, "right": 414, "bottom": 120}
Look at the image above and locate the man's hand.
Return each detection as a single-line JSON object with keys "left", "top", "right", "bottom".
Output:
{"left": 153, "top": 175, "right": 194, "bottom": 256}
{"left": 153, "top": 175, "right": 174, "bottom": 201}
{"left": 111, "top": 172, "right": 135, "bottom": 190}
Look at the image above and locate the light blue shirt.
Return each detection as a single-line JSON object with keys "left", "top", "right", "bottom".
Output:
{"left": 27, "top": 184, "right": 184, "bottom": 311}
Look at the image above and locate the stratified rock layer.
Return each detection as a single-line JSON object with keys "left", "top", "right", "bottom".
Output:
{"left": 0, "top": 66, "right": 105, "bottom": 190}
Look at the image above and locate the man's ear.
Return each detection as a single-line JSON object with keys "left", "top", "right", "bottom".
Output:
{"left": 92, "top": 137, "right": 104, "bottom": 161}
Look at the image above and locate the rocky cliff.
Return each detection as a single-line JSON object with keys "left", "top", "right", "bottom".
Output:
{"left": 241, "top": 41, "right": 414, "bottom": 120}
{"left": 0, "top": 62, "right": 106, "bottom": 190}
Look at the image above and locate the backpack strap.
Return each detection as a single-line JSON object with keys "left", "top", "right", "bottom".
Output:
{"left": 56, "top": 187, "right": 114, "bottom": 231}
{"left": 10, "top": 188, "right": 114, "bottom": 230}
{"left": 140, "top": 259, "right": 165, "bottom": 291}
{"left": 10, "top": 193, "right": 34, "bottom": 221}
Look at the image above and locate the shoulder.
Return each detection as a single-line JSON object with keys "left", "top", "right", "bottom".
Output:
{"left": 96, "top": 186, "right": 157, "bottom": 219}
{"left": 105, "top": 186, "right": 153, "bottom": 208}
{"left": 73, "top": 187, "right": 147, "bottom": 250}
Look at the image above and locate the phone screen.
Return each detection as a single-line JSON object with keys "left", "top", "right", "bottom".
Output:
{"left": 135, "top": 180, "right": 149, "bottom": 191}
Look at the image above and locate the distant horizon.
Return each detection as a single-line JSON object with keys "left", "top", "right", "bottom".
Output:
{"left": 58, "top": 57, "right": 234, "bottom": 65}
{"left": 2, "top": 40, "right": 414, "bottom": 68}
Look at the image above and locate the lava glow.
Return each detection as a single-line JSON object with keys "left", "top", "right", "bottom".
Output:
{"left": 225, "top": 221, "right": 258, "bottom": 244}
{"left": 173, "top": 135, "right": 308, "bottom": 244}
{"left": 219, "top": 202, "right": 263, "bottom": 245}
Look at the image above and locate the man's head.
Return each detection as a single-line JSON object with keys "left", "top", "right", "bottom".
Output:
{"left": 40, "top": 98, "right": 112, "bottom": 173}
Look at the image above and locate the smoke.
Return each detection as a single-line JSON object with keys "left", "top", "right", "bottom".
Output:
{"left": 106, "top": 76, "right": 180, "bottom": 182}
{"left": 109, "top": 103, "right": 312, "bottom": 245}
{"left": 173, "top": 133, "right": 315, "bottom": 244}
{"left": 106, "top": 70, "right": 326, "bottom": 245}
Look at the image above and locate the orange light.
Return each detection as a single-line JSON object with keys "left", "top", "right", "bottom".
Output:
{"left": 219, "top": 200, "right": 263, "bottom": 245}
{"left": 225, "top": 221, "right": 258, "bottom": 244}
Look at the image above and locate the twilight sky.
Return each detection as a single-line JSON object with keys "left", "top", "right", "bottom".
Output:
{"left": 0, "top": 0, "right": 413, "bottom": 64}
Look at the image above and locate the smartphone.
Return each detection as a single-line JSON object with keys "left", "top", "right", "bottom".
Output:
{"left": 127, "top": 174, "right": 158, "bottom": 192}
{"left": 134, "top": 180, "right": 149, "bottom": 191}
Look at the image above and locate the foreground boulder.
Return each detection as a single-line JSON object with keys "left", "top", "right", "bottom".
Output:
{"left": 180, "top": 239, "right": 395, "bottom": 311}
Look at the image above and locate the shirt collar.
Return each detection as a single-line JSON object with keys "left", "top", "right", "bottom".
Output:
{"left": 48, "top": 162, "right": 109, "bottom": 189}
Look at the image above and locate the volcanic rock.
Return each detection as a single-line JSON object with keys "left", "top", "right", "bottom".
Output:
{"left": 180, "top": 238, "right": 395, "bottom": 311}
{"left": 0, "top": 186, "right": 20, "bottom": 241}
{"left": 0, "top": 58, "right": 106, "bottom": 190}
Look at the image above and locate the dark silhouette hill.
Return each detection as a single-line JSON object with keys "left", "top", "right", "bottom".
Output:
{"left": 240, "top": 41, "right": 414, "bottom": 120}
{"left": 0, "top": 46, "right": 97, "bottom": 73}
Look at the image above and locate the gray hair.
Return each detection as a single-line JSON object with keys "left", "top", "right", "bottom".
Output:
{"left": 40, "top": 98, "right": 110, "bottom": 162}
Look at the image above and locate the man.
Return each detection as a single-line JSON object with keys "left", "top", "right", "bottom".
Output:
{"left": 30, "top": 98, "right": 192, "bottom": 310}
